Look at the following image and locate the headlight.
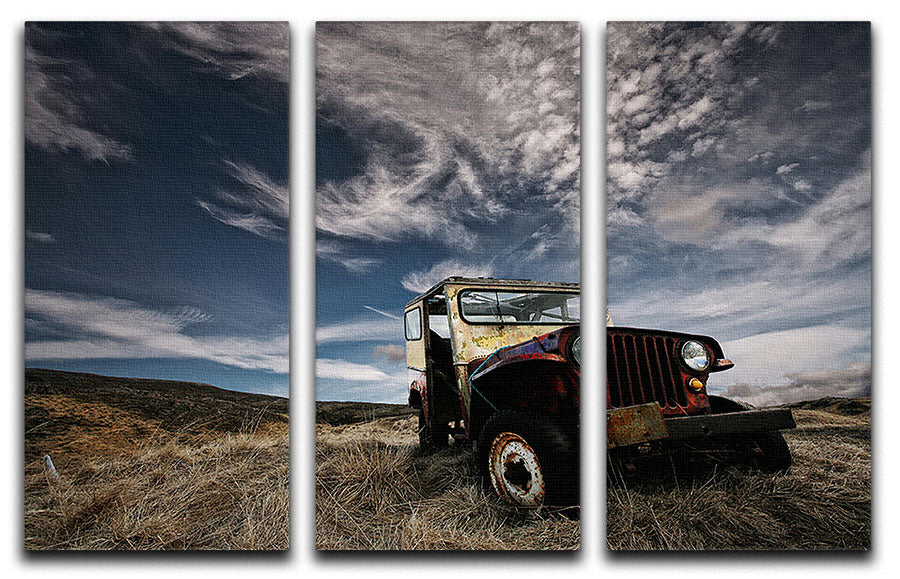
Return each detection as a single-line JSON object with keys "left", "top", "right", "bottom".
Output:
{"left": 681, "top": 340, "right": 710, "bottom": 372}
{"left": 571, "top": 336, "right": 581, "bottom": 365}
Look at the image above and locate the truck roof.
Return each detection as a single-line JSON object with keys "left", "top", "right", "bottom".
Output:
{"left": 405, "top": 276, "right": 580, "bottom": 308}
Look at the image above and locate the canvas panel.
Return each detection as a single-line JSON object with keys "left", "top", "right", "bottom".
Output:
{"left": 24, "top": 22, "right": 290, "bottom": 550}
{"left": 315, "top": 21, "right": 581, "bottom": 550}
{"left": 606, "top": 21, "right": 871, "bottom": 550}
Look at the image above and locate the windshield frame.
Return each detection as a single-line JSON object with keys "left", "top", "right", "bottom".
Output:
{"left": 456, "top": 288, "right": 581, "bottom": 326}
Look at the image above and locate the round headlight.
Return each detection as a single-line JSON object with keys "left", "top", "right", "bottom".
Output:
{"left": 681, "top": 340, "right": 710, "bottom": 372}
{"left": 571, "top": 336, "right": 581, "bottom": 365}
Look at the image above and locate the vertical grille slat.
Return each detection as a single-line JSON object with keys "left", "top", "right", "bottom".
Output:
{"left": 606, "top": 333, "right": 622, "bottom": 407}
{"left": 648, "top": 337, "right": 667, "bottom": 406}
{"left": 607, "top": 330, "right": 688, "bottom": 411}
{"left": 635, "top": 336, "right": 652, "bottom": 405}
{"left": 622, "top": 335, "right": 636, "bottom": 407}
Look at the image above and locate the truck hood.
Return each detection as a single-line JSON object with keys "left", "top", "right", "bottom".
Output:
{"left": 470, "top": 324, "right": 580, "bottom": 382}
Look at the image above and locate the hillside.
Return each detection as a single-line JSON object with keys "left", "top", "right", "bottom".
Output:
{"left": 784, "top": 395, "right": 871, "bottom": 416}
{"left": 316, "top": 400, "right": 415, "bottom": 426}
{"left": 25, "top": 368, "right": 289, "bottom": 550}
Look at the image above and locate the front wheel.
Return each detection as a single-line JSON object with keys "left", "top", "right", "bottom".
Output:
{"left": 708, "top": 395, "right": 792, "bottom": 472}
{"left": 738, "top": 430, "right": 792, "bottom": 473}
{"left": 476, "top": 411, "right": 577, "bottom": 508}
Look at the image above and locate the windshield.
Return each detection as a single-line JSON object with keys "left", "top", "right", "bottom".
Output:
{"left": 459, "top": 290, "right": 580, "bottom": 325}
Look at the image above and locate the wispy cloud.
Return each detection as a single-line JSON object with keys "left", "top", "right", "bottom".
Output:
{"left": 316, "top": 241, "right": 379, "bottom": 273}
{"left": 148, "top": 22, "right": 289, "bottom": 84}
{"left": 315, "top": 358, "right": 408, "bottom": 403}
{"left": 198, "top": 160, "right": 289, "bottom": 239}
{"left": 798, "top": 99, "right": 831, "bottom": 112}
{"left": 363, "top": 305, "right": 401, "bottom": 320}
{"left": 373, "top": 344, "right": 405, "bottom": 363}
{"left": 400, "top": 259, "right": 493, "bottom": 293}
{"left": 316, "top": 22, "right": 580, "bottom": 258}
{"left": 724, "top": 362, "right": 870, "bottom": 407}
{"left": 25, "top": 42, "right": 131, "bottom": 162}
{"left": 776, "top": 163, "right": 800, "bottom": 175}
{"left": 316, "top": 358, "right": 391, "bottom": 382}
{"left": 607, "top": 23, "right": 870, "bottom": 398}
{"left": 26, "top": 230, "right": 54, "bottom": 244}
{"left": 316, "top": 317, "right": 400, "bottom": 345}
{"left": 25, "top": 290, "right": 287, "bottom": 374}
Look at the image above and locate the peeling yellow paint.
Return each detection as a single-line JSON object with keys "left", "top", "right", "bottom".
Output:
{"left": 444, "top": 282, "right": 576, "bottom": 364}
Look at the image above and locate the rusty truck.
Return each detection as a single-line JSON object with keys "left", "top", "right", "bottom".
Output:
{"left": 405, "top": 277, "right": 580, "bottom": 508}
{"left": 405, "top": 276, "right": 795, "bottom": 509}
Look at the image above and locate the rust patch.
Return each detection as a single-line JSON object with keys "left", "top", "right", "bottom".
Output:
{"left": 607, "top": 402, "right": 669, "bottom": 449}
{"left": 488, "top": 431, "right": 546, "bottom": 508}
{"left": 445, "top": 282, "right": 576, "bottom": 365}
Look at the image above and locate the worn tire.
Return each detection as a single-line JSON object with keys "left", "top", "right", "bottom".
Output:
{"left": 740, "top": 430, "right": 792, "bottom": 473}
{"left": 708, "top": 396, "right": 792, "bottom": 473}
{"left": 418, "top": 408, "right": 448, "bottom": 451}
{"left": 476, "top": 410, "right": 577, "bottom": 508}
{"left": 708, "top": 395, "right": 754, "bottom": 414}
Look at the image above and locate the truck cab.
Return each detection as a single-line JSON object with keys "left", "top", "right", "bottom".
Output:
{"left": 405, "top": 277, "right": 580, "bottom": 507}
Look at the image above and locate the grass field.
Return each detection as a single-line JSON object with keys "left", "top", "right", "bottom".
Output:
{"left": 607, "top": 397, "right": 871, "bottom": 550}
{"left": 28, "top": 368, "right": 866, "bottom": 551}
{"left": 25, "top": 368, "right": 289, "bottom": 550}
{"left": 315, "top": 403, "right": 580, "bottom": 550}
{"left": 316, "top": 397, "right": 868, "bottom": 551}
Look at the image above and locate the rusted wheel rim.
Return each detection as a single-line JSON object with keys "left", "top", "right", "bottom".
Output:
{"left": 488, "top": 431, "right": 545, "bottom": 508}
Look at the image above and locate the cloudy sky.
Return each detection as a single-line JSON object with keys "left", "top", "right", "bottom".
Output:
{"left": 25, "top": 22, "right": 289, "bottom": 397}
{"left": 607, "top": 22, "right": 870, "bottom": 406}
{"left": 316, "top": 22, "right": 580, "bottom": 403}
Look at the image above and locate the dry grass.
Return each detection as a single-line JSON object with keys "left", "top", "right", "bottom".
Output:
{"left": 25, "top": 369, "right": 289, "bottom": 550}
{"left": 607, "top": 406, "right": 871, "bottom": 550}
{"left": 26, "top": 428, "right": 289, "bottom": 550}
{"left": 315, "top": 409, "right": 579, "bottom": 550}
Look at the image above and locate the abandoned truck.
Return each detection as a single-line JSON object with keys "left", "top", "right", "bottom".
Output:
{"left": 606, "top": 313, "right": 796, "bottom": 474}
{"left": 405, "top": 277, "right": 581, "bottom": 508}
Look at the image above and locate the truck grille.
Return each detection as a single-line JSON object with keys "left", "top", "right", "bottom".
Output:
{"left": 607, "top": 331, "right": 688, "bottom": 409}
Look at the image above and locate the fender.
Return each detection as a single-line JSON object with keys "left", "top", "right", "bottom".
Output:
{"left": 470, "top": 325, "right": 579, "bottom": 383}
{"left": 468, "top": 326, "right": 580, "bottom": 430}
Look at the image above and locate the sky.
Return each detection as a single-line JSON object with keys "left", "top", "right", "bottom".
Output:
{"left": 24, "top": 22, "right": 290, "bottom": 397}
{"left": 606, "top": 22, "right": 871, "bottom": 406}
{"left": 316, "top": 22, "right": 581, "bottom": 403}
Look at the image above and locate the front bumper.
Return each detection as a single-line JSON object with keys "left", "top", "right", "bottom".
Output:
{"left": 665, "top": 408, "right": 796, "bottom": 440}
{"left": 607, "top": 402, "right": 795, "bottom": 449}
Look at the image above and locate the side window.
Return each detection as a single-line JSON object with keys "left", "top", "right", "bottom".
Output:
{"left": 404, "top": 308, "right": 422, "bottom": 341}
{"left": 429, "top": 313, "right": 450, "bottom": 339}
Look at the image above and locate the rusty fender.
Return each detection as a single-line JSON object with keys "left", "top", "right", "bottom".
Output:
{"left": 607, "top": 402, "right": 796, "bottom": 449}
{"left": 469, "top": 326, "right": 579, "bottom": 383}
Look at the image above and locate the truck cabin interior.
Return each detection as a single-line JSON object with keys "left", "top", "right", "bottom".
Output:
{"left": 425, "top": 295, "right": 454, "bottom": 380}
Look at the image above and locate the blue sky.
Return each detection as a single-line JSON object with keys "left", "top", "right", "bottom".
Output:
{"left": 607, "top": 23, "right": 871, "bottom": 406}
{"left": 24, "top": 22, "right": 289, "bottom": 397}
{"left": 316, "top": 22, "right": 580, "bottom": 403}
